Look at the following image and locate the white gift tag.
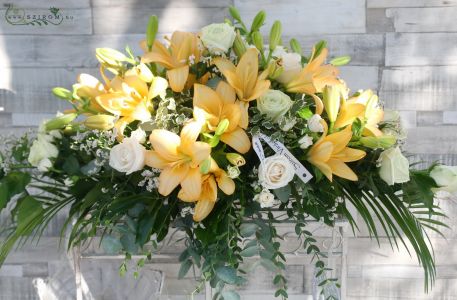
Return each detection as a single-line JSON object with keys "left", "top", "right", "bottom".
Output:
{"left": 252, "top": 133, "right": 313, "bottom": 183}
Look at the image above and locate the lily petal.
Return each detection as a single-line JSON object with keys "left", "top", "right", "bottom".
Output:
{"left": 145, "top": 150, "right": 171, "bottom": 169}
{"left": 216, "top": 172, "right": 235, "bottom": 195}
{"left": 193, "top": 84, "right": 222, "bottom": 117}
{"left": 149, "top": 129, "right": 182, "bottom": 161}
{"left": 220, "top": 127, "right": 251, "bottom": 154}
{"left": 180, "top": 167, "right": 202, "bottom": 201}
{"left": 327, "top": 158, "right": 358, "bottom": 181}
{"left": 167, "top": 66, "right": 189, "bottom": 92}
{"left": 158, "top": 163, "right": 189, "bottom": 196}
{"left": 216, "top": 81, "right": 236, "bottom": 105}
{"left": 193, "top": 198, "right": 216, "bottom": 222}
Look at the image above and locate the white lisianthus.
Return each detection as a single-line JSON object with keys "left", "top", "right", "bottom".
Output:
{"left": 258, "top": 155, "right": 295, "bottom": 189}
{"left": 257, "top": 89, "right": 293, "bottom": 123}
{"left": 28, "top": 136, "right": 59, "bottom": 168}
{"left": 378, "top": 147, "right": 410, "bottom": 185}
{"left": 272, "top": 46, "right": 302, "bottom": 84}
{"left": 200, "top": 23, "right": 236, "bottom": 54}
{"left": 308, "top": 114, "right": 324, "bottom": 132}
{"left": 298, "top": 134, "right": 313, "bottom": 149}
{"left": 109, "top": 138, "right": 146, "bottom": 175}
{"left": 254, "top": 189, "right": 276, "bottom": 208}
{"left": 227, "top": 165, "right": 241, "bottom": 179}
{"left": 130, "top": 128, "right": 147, "bottom": 144}
{"left": 430, "top": 165, "right": 457, "bottom": 195}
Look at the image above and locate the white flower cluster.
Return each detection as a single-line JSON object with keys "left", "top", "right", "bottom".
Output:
{"left": 72, "top": 129, "right": 117, "bottom": 154}
{"left": 28, "top": 123, "right": 61, "bottom": 172}
{"left": 138, "top": 169, "right": 160, "bottom": 192}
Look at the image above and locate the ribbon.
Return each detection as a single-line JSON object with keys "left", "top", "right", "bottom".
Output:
{"left": 252, "top": 133, "right": 313, "bottom": 183}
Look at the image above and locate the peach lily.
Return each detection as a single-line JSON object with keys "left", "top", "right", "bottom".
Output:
{"left": 145, "top": 122, "right": 211, "bottom": 200}
{"left": 307, "top": 122, "right": 366, "bottom": 181}
{"left": 178, "top": 158, "right": 235, "bottom": 222}
{"left": 140, "top": 31, "right": 201, "bottom": 92}
{"left": 213, "top": 48, "right": 270, "bottom": 103}
{"left": 193, "top": 82, "right": 251, "bottom": 154}
{"left": 348, "top": 90, "right": 384, "bottom": 137}
{"left": 284, "top": 48, "right": 340, "bottom": 114}
{"left": 95, "top": 68, "right": 167, "bottom": 138}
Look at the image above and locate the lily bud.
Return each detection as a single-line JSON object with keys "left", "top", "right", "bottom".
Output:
{"left": 266, "top": 60, "right": 284, "bottom": 80}
{"left": 250, "top": 10, "right": 266, "bottom": 32}
{"left": 45, "top": 113, "right": 78, "bottom": 131}
{"left": 251, "top": 31, "right": 264, "bottom": 53}
{"left": 269, "top": 21, "right": 282, "bottom": 51}
{"left": 146, "top": 15, "right": 159, "bottom": 51}
{"left": 289, "top": 38, "right": 302, "bottom": 54}
{"left": 229, "top": 6, "right": 242, "bottom": 24}
{"left": 84, "top": 115, "right": 116, "bottom": 130}
{"left": 233, "top": 32, "right": 247, "bottom": 58}
{"left": 52, "top": 87, "right": 72, "bottom": 100}
{"left": 322, "top": 85, "right": 342, "bottom": 123}
{"left": 200, "top": 157, "right": 211, "bottom": 174}
{"left": 360, "top": 135, "right": 396, "bottom": 149}
{"left": 330, "top": 55, "right": 351, "bottom": 66}
{"left": 215, "top": 119, "right": 230, "bottom": 136}
{"left": 95, "top": 48, "right": 128, "bottom": 69}
{"left": 226, "top": 153, "right": 246, "bottom": 167}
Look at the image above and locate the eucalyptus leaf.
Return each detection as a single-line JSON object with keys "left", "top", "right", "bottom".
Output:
{"left": 221, "top": 290, "right": 241, "bottom": 300}
{"left": 240, "top": 223, "right": 258, "bottom": 237}
{"left": 216, "top": 266, "right": 238, "bottom": 284}
{"left": 240, "top": 245, "right": 259, "bottom": 257}
{"left": 101, "top": 235, "right": 122, "bottom": 254}
{"left": 273, "top": 184, "right": 291, "bottom": 203}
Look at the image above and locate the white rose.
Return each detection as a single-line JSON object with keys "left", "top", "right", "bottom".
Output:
{"left": 257, "top": 89, "right": 293, "bottom": 123}
{"left": 28, "top": 136, "right": 59, "bottom": 167}
{"left": 430, "top": 165, "right": 457, "bottom": 195}
{"left": 37, "top": 158, "right": 53, "bottom": 172}
{"left": 272, "top": 46, "right": 302, "bottom": 84}
{"left": 200, "top": 23, "right": 236, "bottom": 54}
{"left": 298, "top": 134, "right": 313, "bottom": 149}
{"left": 109, "top": 138, "right": 146, "bottom": 175}
{"left": 254, "top": 189, "right": 276, "bottom": 208}
{"left": 258, "top": 155, "right": 295, "bottom": 189}
{"left": 308, "top": 114, "right": 324, "bottom": 132}
{"left": 378, "top": 146, "right": 410, "bottom": 185}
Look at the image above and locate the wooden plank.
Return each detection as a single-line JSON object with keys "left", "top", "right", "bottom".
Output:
{"left": 368, "top": 0, "right": 457, "bottom": 8}
{"left": 387, "top": 7, "right": 457, "bottom": 32}
{"left": 92, "top": 0, "right": 231, "bottom": 7}
{"left": 292, "top": 34, "right": 384, "bottom": 66}
{"left": 0, "top": 34, "right": 146, "bottom": 67}
{"left": 385, "top": 33, "right": 457, "bottom": 66}
{"left": 0, "top": 8, "right": 92, "bottom": 35}
{"left": 0, "top": 68, "right": 97, "bottom": 113}
{"left": 404, "top": 126, "right": 457, "bottom": 154}
{"left": 235, "top": 0, "right": 366, "bottom": 35}
{"left": 93, "top": 7, "right": 229, "bottom": 34}
{"left": 339, "top": 66, "right": 379, "bottom": 91}
{"left": 417, "top": 111, "right": 443, "bottom": 126}
{"left": 0, "top": 0, "right": 90, "bottom": 8}
{"left": 367, "top": 8, "right": 395, "bottom": 33}
{"left": 380, "top": 66, "right": 457, "bottom": 110}
{"left": 443, "top": 111, "right": 457, "bottom": 124}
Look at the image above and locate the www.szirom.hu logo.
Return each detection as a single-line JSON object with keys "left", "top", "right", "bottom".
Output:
{"left": 4, "top": 4, "right": 73, "bottom": 26}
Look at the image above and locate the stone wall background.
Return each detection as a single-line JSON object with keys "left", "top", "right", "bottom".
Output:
{"left": 1, "top": 0, "right": 457, "bottom": 299}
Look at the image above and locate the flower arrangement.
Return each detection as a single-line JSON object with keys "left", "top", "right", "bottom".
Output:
{"left": 0, "top": 7, "right": 453, "bottom": 299}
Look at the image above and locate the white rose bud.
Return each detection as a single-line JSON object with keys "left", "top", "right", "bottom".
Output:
{"left": 298, "top": 134, "right": 313, "bottom": 149}
{"left": 430, "top": 165, "right": 457, "bottom": 195}
{"left": 130, "top": 128, "right": 147, "bottom": 144}
{"left": 258, "top": 155, "right": 295, "bottom": 189}
{"left": 254, "top": 189, "right": 276, "bottom": 208}
{"left": 308, "top": 114, "right": 324, "bottom": 133}
{"left": 378, "top": 146, "right": 410, "bottom": 185}
{"left": 257, "top": 89, "right": 293, "bottom": 123}
{"left": 200, "top": 23, "right": 236, "bottom": 54}
{"left": 109, "top": 138, "right": 146, "bottom": 175}
{"left": 272, "top": 46, "right": 302, "bottom": 84}
{"left": 28, "top": 136, "right": 59, "bottom": 167}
